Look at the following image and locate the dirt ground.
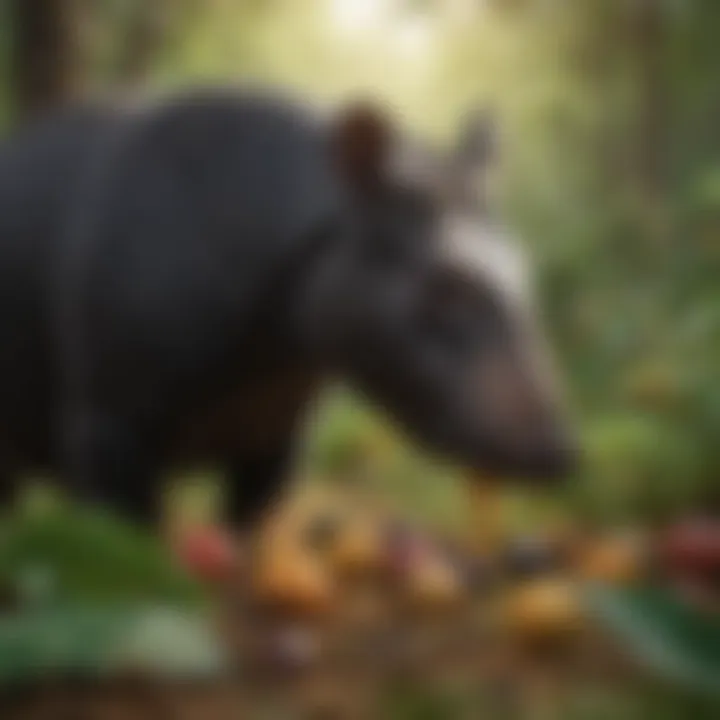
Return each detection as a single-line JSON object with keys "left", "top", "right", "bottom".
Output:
{"left": 1, "top": 576, "right": 638, "bottom": 720}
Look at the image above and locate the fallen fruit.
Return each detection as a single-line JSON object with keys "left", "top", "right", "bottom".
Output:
{"left": 253, "top": 543, "right": 335, "bottom": 617}
{"left": 579, "top": 533, "right": 644, "bottom": 585}
{"left": 405, "top": 550, "right": 465, "bottom": 612}
{"left": 173, "top": 526, "right": 237, "bottom": 584}
{"left": 661, "top": 519, "right": 720, "bottom": 580}
{"left": 504, "top": 577, "right": 584, "bottom": 642}
{"left": 329, "top": 517, "right": 385, "bottom": 577}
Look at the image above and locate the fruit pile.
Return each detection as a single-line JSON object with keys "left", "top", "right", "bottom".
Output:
{"left": 171, "top": 477, "right": 654, "bottom": 656}
{"left": 3, "top": 481, "right": 719, "bottom": 716}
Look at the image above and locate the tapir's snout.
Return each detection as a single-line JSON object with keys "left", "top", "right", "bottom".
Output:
{"left": 467, "top": 420, "right": 579, "bottom": 485}
{"left": 509, "top": 424, "right": 579, "bottom": 481}
{"left": 470, "top": 350, "right": 579, "bottom": 483}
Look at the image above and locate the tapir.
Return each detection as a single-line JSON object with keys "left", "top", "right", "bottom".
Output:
{"left": 0, "top": 87, "right": 576, "bottom": 527}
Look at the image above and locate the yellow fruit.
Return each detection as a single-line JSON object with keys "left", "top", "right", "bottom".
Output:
{"left": 253, "top": 543, "right": 335, "bottom": 617}
{"left": 406, "top": 554, "right": 464, "bottom": 612}
{"left": 579, "top": 535, "right": 643, "bottom": 584}
{"left": 504, "top": 578, "right": 584, "bottom": 641}
{"left": 329, "top": 518, "right": 385, "bottom": 576}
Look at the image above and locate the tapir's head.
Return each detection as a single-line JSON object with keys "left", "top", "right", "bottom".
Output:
{"left": 304, "top": 104, "right": 577, "bottom": 482}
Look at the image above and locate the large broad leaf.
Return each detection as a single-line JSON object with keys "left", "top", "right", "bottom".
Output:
{"left": 0, "top": 606, "right": 129, "bottom": 684}
{"left": 0, "top": 508, "right": 223, "bottom": 685}
{"left": 584, "top": 583, "right": 720, "bottom": 696}
{"left": 0, "top": 506, "right": 204, "bottom": 607}
{"left": 0, "top": 605, "right": 227, "bottom": 685}
{"left": 106, "top": 606, "right": 227, "bottom": 679}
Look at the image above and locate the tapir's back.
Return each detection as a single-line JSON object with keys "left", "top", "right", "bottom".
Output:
{"left": 0, "top": 90, "right": 339, "bottom": 469}
{"left": 65, "top": 90, "right": 337, "bottom": 428}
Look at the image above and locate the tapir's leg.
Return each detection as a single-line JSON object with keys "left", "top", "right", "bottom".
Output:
{"left": 61, "top": 411, "right": 162, "bottom": 525}
{"left": 223, "top": 442, "right": 295, "bottom": 530}
{"left": 223, "top": 372, "right": 315, "bottom": 530}
{"left": 0, "top": 472, "right": 17, "bottom": 511}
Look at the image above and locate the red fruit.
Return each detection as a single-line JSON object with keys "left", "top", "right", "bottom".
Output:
{"left": 661, "top": 519, "right": 720, "bottom": 578}
{"left": 173, "top": 526, "right": 237, "bottom": 583}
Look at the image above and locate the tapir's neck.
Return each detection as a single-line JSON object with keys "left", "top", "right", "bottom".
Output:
{"left": 263, "top": 216, "right": 349, "bottom": 369}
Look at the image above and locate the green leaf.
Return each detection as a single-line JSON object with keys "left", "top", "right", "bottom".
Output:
{"left": 585, "top": 583, "right": 720, "bottom": 697}
{"left": 0, "top": 507, "right": 205, "bottom": 607}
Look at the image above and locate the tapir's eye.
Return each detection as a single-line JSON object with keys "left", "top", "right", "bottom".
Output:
{"left": 419, "top": 269, "right": 507, "bottom": 353}
{"left": 430, "top": 271, "right": 473, "bottom": 306}
{"left": 431, "top": 268, "right": 493, "bottom": 314}
{"left": 418, "top": 272, "right": 473, "bottom": 347}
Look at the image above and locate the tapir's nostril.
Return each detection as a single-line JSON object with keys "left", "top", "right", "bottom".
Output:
{"left": 530, "top": 428, "right": 579, "bottom": 480}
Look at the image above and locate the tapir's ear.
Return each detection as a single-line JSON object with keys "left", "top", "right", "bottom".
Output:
{"left": 455, "top": 109, "right": 498, "bottom": 170}
{"left": 332, "top": 103, "right": 392, "bottom": 192}
{"left": 453, "top": 109, "right": 500, "bottom": 210}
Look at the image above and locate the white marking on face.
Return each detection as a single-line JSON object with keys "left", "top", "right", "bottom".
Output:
{"left": 440, "top": 214, "right": 566, "bottom": 409}
{"left": 440, "top": 215, "right": 533, "bottom": 313}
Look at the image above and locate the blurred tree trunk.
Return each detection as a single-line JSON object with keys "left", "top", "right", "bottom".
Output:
{"left": 631, "top": 0, "right": 669, "bottom": 239}
{"left": 112, "top": 1, "right": 207, "bottom": 90}
{"left": 9, "top": 0, "right": 85, "bottom": 123}
{"left": 114, "top": 1, "right": 170, "bottom": 90}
